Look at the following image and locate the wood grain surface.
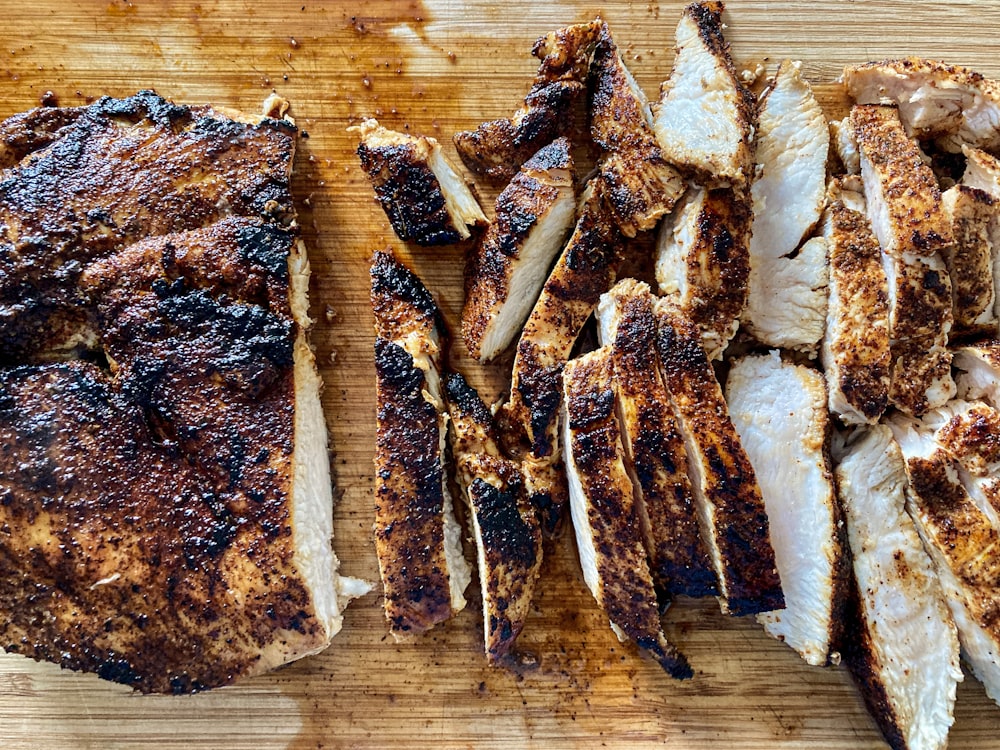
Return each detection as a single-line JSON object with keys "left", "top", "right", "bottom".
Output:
{"left": 3, "top": 1, "right": 1000, "bottom": 747}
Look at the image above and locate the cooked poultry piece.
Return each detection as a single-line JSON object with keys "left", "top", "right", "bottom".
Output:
{"left": 653, "top": 299, "right": 783, "bottom": 616}
{"left": 941, "top": 184, "right": 998, "bottom": 337}
{"left": 595, "top": 279, "right": 718, "bottom": 599}
{"left": 889, "top": 415, "right": 1000, "bottom": 707}
{"left": 836, "top": 425, "right": 961, "bottom": 750}
{"left": 820, "top": 194, "right": 891, "bottom": 425}
{"left": 727, "top": 353, "right": 845, "bottom": 665}
{"left": 453, "top": 21, "right": 601, "bottom": 183}
{"left": 0, "top": 90, "right": 298, "bottom": 361}
{"left": 653, "top": 1, "right": 756, "bottom": 186}
{"left": 655, "top": 183, "right": 752, "bottom": 360}
{"left": 500, "top": 180, "right": 624, "bottom": 535}
{"left": 954, "top": 341, "right": 1000, "bottom": 407}
{"left": 851, "top": 103, "right": 955, "bottom": 415}
{"left": 461, "top": 138, "right": 576, "bottom": 362}
{"left": 0, "top": 104, "right": 84, "bottom": 168}
{"left": 0, "top": 216, "right": 360, "bottom": 693}
{"left": 962, "top": 145, "right": 1000, "bottom": 197}
{"left": 844, "top": 58, "right": 1000, "bottom": 153}
{"left": 562, "top": 347, "right": 693, "bottom": 679}
{"left": 371, "top": 249, "right": 471, "bottom": 638}
{"left": 830, "top": 118, "right": 860, "bottom": 175}
{"left": 445, "top": 372, "right": 542, "bottom": 663}
{"left": 589, "top": 24, "right": 686, "bottom": 237}
{"left": 352, "top": 118, "right": 487, "bottom": 246}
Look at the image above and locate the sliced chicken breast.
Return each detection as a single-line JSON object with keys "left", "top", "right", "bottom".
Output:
{"left": 844, "top": 58, "right": 1000, "bottom": 153}
{"left": 352, "top": 118, "right": 487, "bottom": 246}
{"left": 821, "top": 197, "right": 891, "bottom": 424}
{"left": 830, "top": 117, "right": 860, "bottom": 175}
{"left": 653, "top": 299, "right": 783, "bottom": 616}
{"left": 445, "top": 373, "right": 542, "bottom": 663}
{"left": 590, "top": 24, "right": 686, "bottom": 237}
{"left": 655, "top": 183, "right": 752, "bottom": 360}
{"left": 453, "top": 21, "right": 601, "bottom": 183}
{"left": 727, "top": 353, "right": 845, "bottom": 666}
{"left": 562, "top": 347, "right": 693, "bottom": 679}
{"left": 371, "top": 250, "right": 471, "bottom": 638}
{"left": 653, "top": 1, "right": 756, "bottom": 186}
{"left": 836, "top": 425, "right": 961, "bottom": 750}
{"left": 962, "top": 145, "right": 1000, "bottom": 197}
{"left": 889, "top": 416, "right": 1000, "bottom": 707}
{"left": 462, "top": 138, "right": 576, "bottom": 362}
{"left": 954, "top": 341, "right": 1000, "bottom": 407}
{"left": 595, "top": 279, "right": 718, "bottom": 599}
{"left": 941, "top": 184, "right": 997, "bottom": 337}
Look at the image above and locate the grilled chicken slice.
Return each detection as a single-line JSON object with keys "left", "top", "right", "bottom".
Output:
{"left": 453, "top": 21, "right": 601, "bottom": 183}
{"left": 445, "top": 373, "right": 541, "bottom": 663}
{"left": 830, "top": 118, "right": 860, "bottom": 175}
{"left": 844, "top": 58, "right": 1000, "bottom": 153}
{"left": 352, "top": 118, "right": 486, "bottom": 246}
{"left": 500, "top": 180, "right": 624, "bottom": 535}
{"left": 462, "top": 138, "right": 576, "bottom": 362}
{"left": 941, "top": 185, "right": 998, "bottom": 337}
{"left": 595, "top": 279, "right": 718, "bottom": 599}
{"left": 727, "top": 353, "right": 844, "bottom": 665}
{"left": 371, "top": 250, "right": 471, "bottom": 638}
{"left": 562, "top": 347, "right": 693, "bottom": 679}
{"left": 889, "top": 416, "right": 1000, "bottom": 707}
{"left": 836, "top": 425, "right": 961, "bottom": 750}
{"left": 653, "top": 299, "right": 783, "bottom": 616}
{"left": 589, "top": 24, "right": 686, "bottom": 237}
{"left": 962, "top": 145, "right": 1000, "bottom": 197}
{"left": 954, "top": 342, "right": 1000, "bottom": 407}
{"left": 655, "top": 183, "right": 752, "bottom": 360}
{"left": 653, "top": 1, "right": 756, "bottom": 186}
{"left": 851, "top": 103, "right": 955, "bottom": 415}
{"left": 821, "top": 195, "right": 891, "bottom": 425}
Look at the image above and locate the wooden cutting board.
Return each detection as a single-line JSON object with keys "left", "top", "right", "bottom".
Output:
{"left": 4, "top": 1, "right": 1000, "bottom": 747}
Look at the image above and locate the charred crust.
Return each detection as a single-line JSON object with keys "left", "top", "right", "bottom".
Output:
{"left": 686, "top": 2, "right": 728, "bottom": 60}
{"left": 444, "top": 372, "right": 492, "bottom": 427}
{"left": 471, "top": 477, "right": 537, "bottom": 571}
{"left": 370, "top": 248, "right": 447, "bottom": 342}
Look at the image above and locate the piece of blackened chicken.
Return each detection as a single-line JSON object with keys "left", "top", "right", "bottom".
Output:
{"left": 500, "top": 180, "right": 624, "bottom": 536}
{"left": 836, "top": 425, "right": 961, "bottom": 750}
{"left": 352, "top": 118, "right": 487, "bottom": 246}
{"left": 562, "top": 347, "right": 693, "bottom": 679}
{"left": 595, "top": 279, "right": 717, "bottom": 599}
{"left": 453, "top": 21, "right": 601, "bottom": 183}
{"left": 462, "top": 138, "right": 576, "bottom": 362}
{"left": 653, "top": 299, "right": 783, "bottom": 616}
{"left": 727, "top": 353, "right": 845, "bottom": 666}
{"left": 653, "top": 1, "right": 756, "bottom": 186}
{"left": 589, "top": 24, "right": 686, "bottom": 237}
{"left": 851, "top": 103, "right": 955, "bottom": 416}
{"left": 889, "top": 415, "right": 1000, "bottom": 708}
{"left": 954, "top": 341, "right": 1000, "bottom": 407}
{"left": 941, "top": 184, "right": 998, "bottom": 337}
{"left": 821, "top": 185, "right": 891, "bottom": 425}
{"left": 371, "top": 250, "right": 471, "bottom": 638}
{"left": 844, "top": 58, "right": 1000, "bottom": 154}
{"left": 445, "top": 373, "right": 541, "bottom": 663}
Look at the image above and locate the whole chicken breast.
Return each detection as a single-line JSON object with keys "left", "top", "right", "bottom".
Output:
{"left": 653, "top": 1, "right": 756, "bottom": 186}
{"left": 653, "top": 299, "right": 783, "bottom": 616}
{"left": 836, "top": 425, "right": 961, "bottom": 750}
{"left": 461, "top": 138, "right": 576, "bottom": 362}
{"left": 562, "top": 347, "right": 693, "bottom": 679}
{"left": 941, "top": 184, "right": 998, "bottom": 337}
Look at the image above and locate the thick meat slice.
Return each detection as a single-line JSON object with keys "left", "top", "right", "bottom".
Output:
{"left": 844, "top": 58, "right": 1000, "bottom": 153}
{"left": 836, "top": 426, "right": 961, "bottom": 750}
{"left": 352, "top": 118, "right": 486, "bottom": 246}
{"left": 589, "top": 24, "right": 686, "bottom": 237}
{"left": 941, "top": 185, "right": 997, "bottom": 337}
{"left": 562, "top": 347, "right": 692, "bottom": 679}
{"left": 653, "top": 1, "right": 756, "bottom": 186}
{"left": 821, "top": 197, "right": 891, "bottom": 424}
{"left": 653, "top": 299, "right": 783, "bottom": 616}
{"left": 851, "top": 104, "right": 955, "bottom": 415}
{"left": 889, "top": 416, "right": 1000, "bottom": 707}
{"left": 655, "top": 183, "right": 752, "bottom": 360}
{"left": 461, "top": 138, "right": 576, "bottom": 362}
{"left": 595, "top": 279, "right": 718, "bottom": 599}
{"left": 445, "top": 373, "right": 541, "bottom": 663}
{"left": 453, "top": 21, "right": 600, "bottom": 183}
{"left": 371, "top": 250, "right": 471, "bottom": 638}
{"left": 954, "top": 342, "right": 1000, "bottom": 407}
{"left": 500, "top": 180, "right": 624, "bottom": 535}
{"left": 727, "top": 353, "right": 845, "bottom": 666}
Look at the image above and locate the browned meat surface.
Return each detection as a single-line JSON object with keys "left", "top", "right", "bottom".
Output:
{"left": 0, "top": 104, "right": 84, "bottom": 168}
